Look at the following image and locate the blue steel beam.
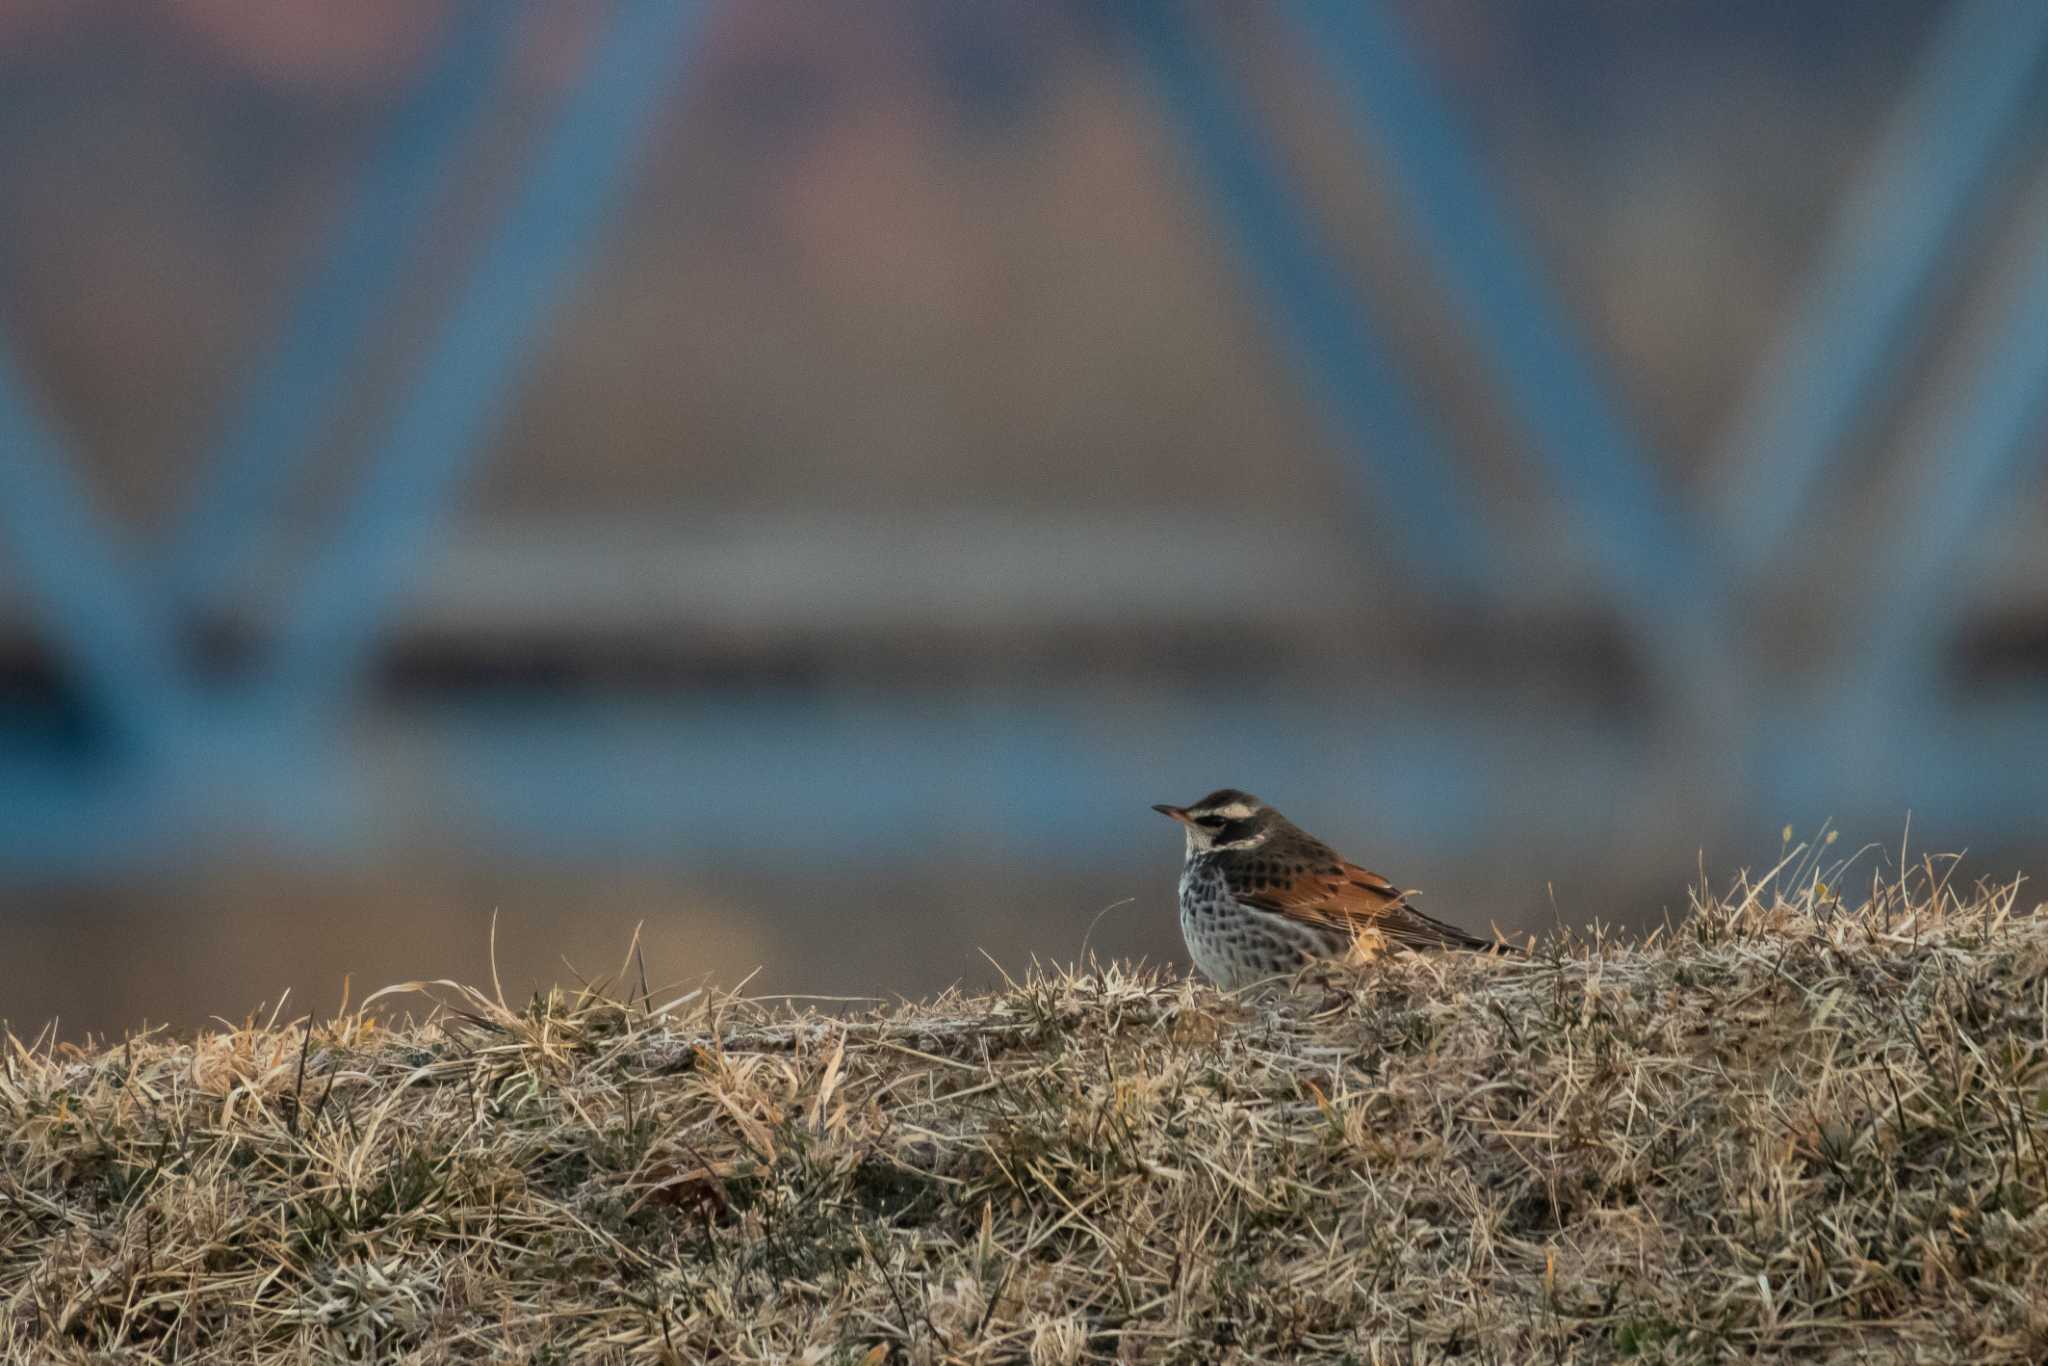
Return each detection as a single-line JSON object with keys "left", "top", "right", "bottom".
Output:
{"left": 1281, "top": 0, "right": 1719, "bottom": 666}
{"left": 428, "top": 693, "right": 1599, "bottom": 864}
{"left": 1753, "top": 693, "right": 2048, "bottom": 850}
{"left": 0, "top": 751, "right": 179, "bottom": 876}
{"left": 431, "top": 697, "right": 2048, "bottom": 861}
{"left": 1113, "top": 4, "right": 1497, "bottom": 594}
{"left": 1849, "top": 234, "right": 2048, "bottom": 701}
{"left": 156, "top": 0, "right": 524, "bottom": 614}
{"left": 0, "top": 341, "right": 192, "bottom": 753}
{"left": 1712, "top": 0, "right": 2048, "bottom": 580}
{"left": 255, "top": 0, "right": 710, "bottom": 721}
{"left": 5, "top": 690, "right": 2036, "bottom": 878}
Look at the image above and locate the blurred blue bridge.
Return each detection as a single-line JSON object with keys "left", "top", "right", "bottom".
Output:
{"left": 2, "top": 0, "right": 2046, "bottom": 888}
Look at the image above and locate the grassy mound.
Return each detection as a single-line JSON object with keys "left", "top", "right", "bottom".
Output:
{"left": 4, "top": 861, "right": 2046, "bottom": 1362}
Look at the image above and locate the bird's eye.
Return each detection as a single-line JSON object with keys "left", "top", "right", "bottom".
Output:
{"left": 1193, "top": 815, "right": 1226, "bottom": 830}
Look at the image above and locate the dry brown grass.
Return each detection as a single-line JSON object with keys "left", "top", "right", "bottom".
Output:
{"left": 5, "top": 851, "right": 2048, "bottom": 1363}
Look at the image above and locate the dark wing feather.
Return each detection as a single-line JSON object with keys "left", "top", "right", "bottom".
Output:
{"left": 1238, "top": 858, "right": 1500, "bottom": 952}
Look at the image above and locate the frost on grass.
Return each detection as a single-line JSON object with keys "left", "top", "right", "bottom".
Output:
{"left": 4, "top": 856, "right": 2048, "bottom": 1363}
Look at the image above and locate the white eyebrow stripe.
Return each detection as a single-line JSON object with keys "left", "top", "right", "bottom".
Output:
{"left": 1212, "top": 802, "right": 1256, "bottom": 820}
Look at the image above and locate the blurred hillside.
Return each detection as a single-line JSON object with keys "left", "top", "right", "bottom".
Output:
{"left": 2, "top": 1, "right": 2044, "bottom": 1035}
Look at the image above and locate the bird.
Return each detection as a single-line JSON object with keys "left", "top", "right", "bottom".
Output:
{"left": 1152, "top": 788, "right": 1506, "bottom": 988}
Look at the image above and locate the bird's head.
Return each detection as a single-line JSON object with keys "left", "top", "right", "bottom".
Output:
{"left": 1152, "top": 788, "right": 1278, "bottom": 854}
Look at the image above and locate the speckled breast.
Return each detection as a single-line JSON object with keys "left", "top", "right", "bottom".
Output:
{"left": 1177, "top": 854, "right": 1337, "bottom": 988}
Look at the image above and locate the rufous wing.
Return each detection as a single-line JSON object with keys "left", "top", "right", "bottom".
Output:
{"left": 1238, "top": 859, "right": 1495, "bottom": 952}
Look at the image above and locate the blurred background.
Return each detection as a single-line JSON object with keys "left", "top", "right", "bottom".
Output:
{"left": 3, "top": 0, "right": 2046, "bottom": 1037}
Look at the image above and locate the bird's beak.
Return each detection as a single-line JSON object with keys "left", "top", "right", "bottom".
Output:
{"left": 1152, "top": 803, "right": 1191, "bottom": 825}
